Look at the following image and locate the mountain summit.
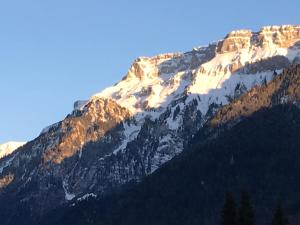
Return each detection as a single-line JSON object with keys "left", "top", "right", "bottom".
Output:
{"left": 0, "top": 25, "right": 300, "bottom": 223}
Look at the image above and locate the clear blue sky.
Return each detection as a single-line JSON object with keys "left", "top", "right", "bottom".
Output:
{"left": 0, "top": 0, "right": 299, "bottom": 143}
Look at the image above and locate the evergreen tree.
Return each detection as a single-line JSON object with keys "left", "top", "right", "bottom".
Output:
{"left": 238, "top": 191, "right": 254, "bottom": 225}
{"left": 270, "top": 203, "right": 289, "bottom": 225}
{"left": 262, "top": 77, "right": 268, "bottom": 86}
{"left": 221, "top": 192, "right": 237, "bottom": 225}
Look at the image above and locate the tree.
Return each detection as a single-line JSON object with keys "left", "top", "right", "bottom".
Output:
{"left": 238, "top": 191, "right": 254, "bottom": 225}
{"left": 221, "top": 192, "right": 237, "bottom": 225}
{"left": 270, "top": 203, "right": 289, "bottom": 225}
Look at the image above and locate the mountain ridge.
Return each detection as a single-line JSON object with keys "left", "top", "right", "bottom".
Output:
{"left": 0, "top": 25, "right": 300, "bottom": 223}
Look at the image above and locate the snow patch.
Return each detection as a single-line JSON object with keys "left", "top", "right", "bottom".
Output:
{"left": 62, "top": 180, "right": 75, "bottom": 201}
{"left": 166, "top": 103, "right": 184, "bottom": 130}
{"left": 0, "top": 154, "right": 17, "bottom": 174}
{"left": 77, "top": 193, "right": 97, "bottom": 202}
{"left": 0, "top": 141, "right": 26, "bottom": 159}
{"left": 157, "top": 134, "right": 173, "bottom": 151}
{"left": 74, "top": 100, "right": 88, "bottom": 111}
{"left": 113, "top": 121, "right": 141, "bottom": 154}
{"left": 40, "top": 122, "right": 60, "bottom": 135}
{"left": 188, "top": 70, "right": 274, "bottom": 115}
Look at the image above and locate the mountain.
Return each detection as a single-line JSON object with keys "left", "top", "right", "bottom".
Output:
{"left": 41, "top": 64, "right": 300, "bottom": 225}
{"left": 0, "top": 141, "right": 25, "bottom": 159}
{"left": 67, "top": 104, "right": 300, "bottom": 225}
{"left": 0, "top": 25, "right": 300, "bottom": 224}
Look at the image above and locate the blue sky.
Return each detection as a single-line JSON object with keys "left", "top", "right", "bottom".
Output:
{"left": 0, "top": 0, "right": 299, "bottom": 143}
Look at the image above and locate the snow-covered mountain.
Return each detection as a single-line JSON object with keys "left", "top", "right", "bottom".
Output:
{"left": 0, "top": 25, "right": 300, "bottom": 218}
{"left": 0, "top": 142, "right": 25, "bottom": 159}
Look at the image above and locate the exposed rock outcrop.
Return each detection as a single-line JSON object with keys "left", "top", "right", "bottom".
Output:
{"left": 217, "top": 25, "right": 300, "bottom": 54}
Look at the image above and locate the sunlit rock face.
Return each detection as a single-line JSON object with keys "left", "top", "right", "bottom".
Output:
{"left": 43, "top": 98, "right": 131, "bottom": 164}
{"left": 0, "top": 25, "right": 300, "bottom": 217}
{"left": 258, "top": 25, "right": 300, "bottom": 48}
{"left": 217, "top": 25, "right": 300, "bottom": 54}
{"left": 126, "top": 53, "right": 182, "bottom": 80}
{"left": 0, "top": 173, "right": 14, "bottom": 189}
{"left": 217, "top": 30, "right": 252, "bottom": 53}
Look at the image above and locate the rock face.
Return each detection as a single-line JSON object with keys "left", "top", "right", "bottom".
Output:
{"left": 217, "top": 30, "right": 252, "bottom": 53}
{"left": 217, "top": 25, "right": 300, "bottom": 54}
{"left": 258, "top": 25, "right": 300, "bottom": 48}
{"left": 43, "top": 98, "right": 131, "bottom": 164}
{"left": 1, "top": 25, "right": 300, "bottom": 220}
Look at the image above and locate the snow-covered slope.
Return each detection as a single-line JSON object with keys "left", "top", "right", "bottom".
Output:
{"left": 0, "top": 142, "right": 26, "bottom": 159}
{"left": 0, "top": 25, "right": 300, "bottom": 217}
{"left": 95, "top": 25, "right": 300, "bottom": 116}
{"left": 91, "top": 25, "right": 300, "bottom": 145}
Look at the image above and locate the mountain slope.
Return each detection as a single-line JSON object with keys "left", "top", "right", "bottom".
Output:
{"left": 0, "top": 25, "right": 300, "bottom": 221}
{"left": 42, "top": 64, "right": 300, "bottom": 225}
{"left": 41, "top": 104, "right": 300, "bottom": 225}
{"left": 194, "top": 64, "right": 300, "bottom": 146}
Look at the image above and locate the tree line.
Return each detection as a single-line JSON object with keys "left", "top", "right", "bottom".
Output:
{"left": 221, "top": 192, "right": 289, "bottom": 225}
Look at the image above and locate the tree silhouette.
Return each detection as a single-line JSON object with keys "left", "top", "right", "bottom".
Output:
{"left": 270, "top": 203, "right": 289, "bottom": 225}
{"left": 221, "top": 192, "right": 237, "bottom": 225}
{"left": 238, "top": 191, "right": 254, "bottom": 225}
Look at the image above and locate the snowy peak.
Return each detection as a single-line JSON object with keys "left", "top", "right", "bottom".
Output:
{"left": 85, "top": 25, "right": 300, "bottom": 128}
{"left": 0, "top": 142, "right": 26, "bottom": 159}
{"left": 93, "top": 44, "right": 216, "bottom": 115}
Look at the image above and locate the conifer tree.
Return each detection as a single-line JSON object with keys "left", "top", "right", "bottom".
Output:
{"left": 270, "top": 203, "right": 289, "bottom": 225}
{"left": 221, "top": 192, "right": 237, "bottom": 225}
{"left": 238, "top": 191, "right": 254, "bottom": 225}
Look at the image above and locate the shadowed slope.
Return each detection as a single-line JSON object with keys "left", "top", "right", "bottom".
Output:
{"left": 40, "top": 104, "right": 300, "bottom": 225}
